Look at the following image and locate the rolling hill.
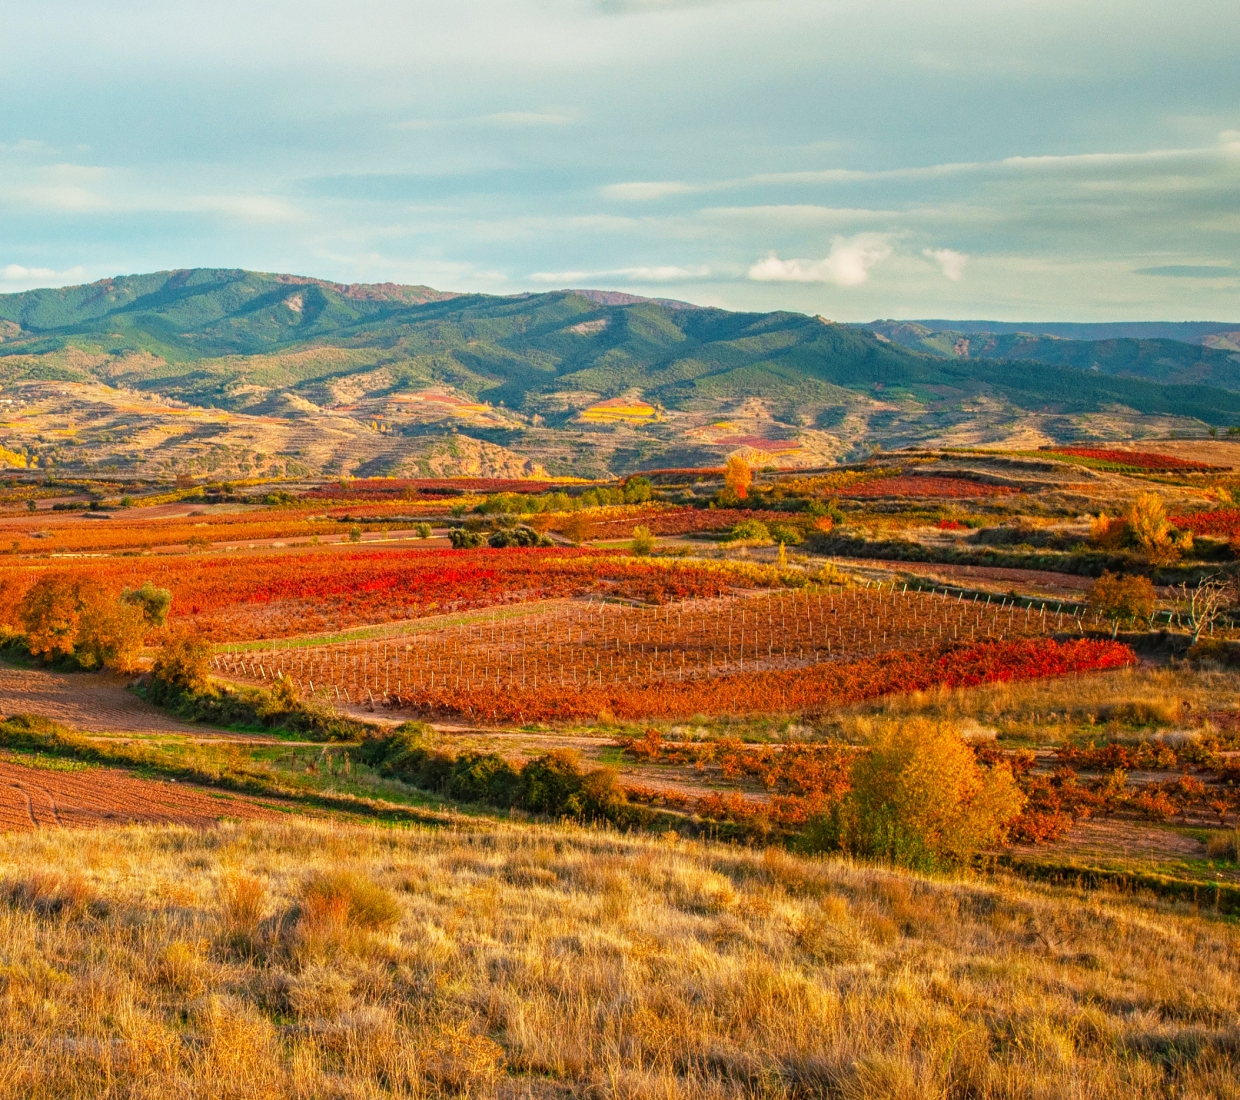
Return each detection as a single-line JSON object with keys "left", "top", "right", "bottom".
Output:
{"left": 2, "top": 269, "right": 1240, "bottom": 479}
{"left": 867, "top": 320, "right": 1240, "bottom": 387}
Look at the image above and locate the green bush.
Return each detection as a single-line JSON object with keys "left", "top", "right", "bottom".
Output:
{"left": 488, "top": 526, "right": 548, "bottom": 548}
{"left": 121, "top": 581, "right": 172, "bottom": 626}
{"left": 358, "top": 730, "right": 632, "bottom": 822}
{"left": 729, "top": 519, "right": 771, "bottom": 544}
{"left": 768, "top": 523, "right": 803, "bottom": 546}
{"left": 449, "top": 528, "right": 487, "bottom": 549}
{"left": 631, "top": 525, "right": 656, "bottom": 556}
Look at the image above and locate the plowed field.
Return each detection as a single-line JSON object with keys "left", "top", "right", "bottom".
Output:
{"left": 0, "top": 760, "right": 286, "bottom": 831}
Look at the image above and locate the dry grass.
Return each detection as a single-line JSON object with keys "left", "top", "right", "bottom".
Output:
{"left": 0, "top": 818, "right": 1237, "bottom": 1098}
{"left": 854, "top": 664, "right": 1240, "bottom": 740}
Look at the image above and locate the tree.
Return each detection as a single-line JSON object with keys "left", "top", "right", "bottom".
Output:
{"left": 1175, "top": 572, "right": 1236, "bottom": 643}
{"left": 561, "top": 514, "right": 596, "bottom": 545}
{"left": 723, "top": 455, "right": 753, "bottom": 502}
{"left": 1087, "top": 571, "right": 1157, "bottom": 635}
{"left": 76, "top": 598, "right": 148, "bottom": 672}
{"left": 623, "top": 476, "right": 653, "bottom": 504}
{"left": 835, "top": 720, "right": 1026, "bottom": 870}
{"left": 19, "top": 572, "right": 95, "bottom": 658}
{"left": 150, "top": 631, "right": 214, "bottom": 696}
{"left": 631, "top": 525, "right": 655, "bottom": 556}
{"left": 120, "top": 581, "right": 172, "bottom": 627}
{"left": 19, "top": 573, "right": 152, "bottom": 671}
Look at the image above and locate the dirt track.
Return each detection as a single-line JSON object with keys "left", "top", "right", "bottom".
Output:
{"left": 0, "top": 661, "right": 212, "bottom": 734}
{"left": 0, "top": 759, "right": 287, "bottom": 831}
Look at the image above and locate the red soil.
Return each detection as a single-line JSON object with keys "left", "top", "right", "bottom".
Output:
{"left": 0, "top": 760, "right": 285, "bottom": 831}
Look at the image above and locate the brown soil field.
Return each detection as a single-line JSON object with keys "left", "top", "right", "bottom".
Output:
{"left": 836, "top": 557, "right": 1099, "bottom": 599}
{"left": 0, "top": 661, "right": 214, "bottom": 735}
{"left": 0, "top": 759, "right": 286, "bottom": 831}
{"left": 1095, "top": 438, "right": 1240, "bottom": 468}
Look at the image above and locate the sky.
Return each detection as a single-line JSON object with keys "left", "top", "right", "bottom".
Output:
{"left": 0, "top": 0, "right": 1237, "bottom": 321}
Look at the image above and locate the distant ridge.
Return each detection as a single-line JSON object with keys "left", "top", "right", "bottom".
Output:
{"left": 566, "top": 289, "right": 704, "bottom": 311}
{"left": 878, "top": 320, "right": 1240, "bottom": 344}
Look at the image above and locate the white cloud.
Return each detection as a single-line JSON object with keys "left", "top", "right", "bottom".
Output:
{"left": 923, "top": 247, "right": 968, "bottom": 281}
{"left": 748, "top": 234, "right": 893, "bottom": 286}
{"left": 0, "top": 264, "right": 87, "bottom": 289}
{"left": 600, "top": 180, "right": 702, "bottom": 201}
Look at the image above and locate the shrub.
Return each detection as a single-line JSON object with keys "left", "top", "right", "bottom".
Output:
{"left": 447, "top": 752, "right": 521, "bottom": 805}
{"left": 449, "top": 528, "right": 487, "bottom": 549}
{"left": 301, "top": 871, "right": 400, "bottom": 932}
{"left": 729, "top": 519, "right": 772, "bottom": 545}
{"left": 829, "top": 720, "right": 1026, "bottom": 870}
{"left": 349, "top": 525, "right": 363, "bottom": 543}
{"left": 488, "top": 526, "right": 546, "bottom": 548}
{"left": 297, "top": 871, "right": 401, "bottom": 955}
{"left": 623, "top": 476, "right": 653, "bottom": 504}
{"left": 151, "top": 631, "right": 215, "bottom": 697}
{"left": 1088, "top": 571, "right": 1156, "bottom": 630}
{"left": 120, "top": 581, "right": 172, "bottom": 626}
{"left": 631, "top": 525, "right": 656, "bottom": 556}
{"left": 415, "top": 522, "right": 432, "bottom": 538}
{"left": 561, "top": 514, "right": 596, "bottom": 544}
{"left": 724, "top": 455, "right": 752, "bottom": 501}
{"left": 768, "top": 523, "right": 804, "bottom": 546}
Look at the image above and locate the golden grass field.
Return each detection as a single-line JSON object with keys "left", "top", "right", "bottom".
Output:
{"left": 1, "top": 815, "right": 1238, "bottom": 1099}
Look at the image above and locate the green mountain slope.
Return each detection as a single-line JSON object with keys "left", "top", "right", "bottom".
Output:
{"left": 2, "top": 269, "right": 1240, "bottom": 478}
{"left": 868, "top": 321, "right": 1240, "bottom": 389}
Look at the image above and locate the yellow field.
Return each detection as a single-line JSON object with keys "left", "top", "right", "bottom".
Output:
{"left": 0, "top": 816, "right": 1237, "bottom": 1098}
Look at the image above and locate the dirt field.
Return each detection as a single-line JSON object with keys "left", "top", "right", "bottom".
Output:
{"left": 0, "top": 758, "right": 287, "bottom": 831}
{"left": 0, "top": 661, "right": 215, "bottom": 735}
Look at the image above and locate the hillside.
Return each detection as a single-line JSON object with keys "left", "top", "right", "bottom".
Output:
{"left": 868, "top": 320, "right": 1240, "bottom": 388}
{"left": 3, "top": 269, "right": 1240, "bottom": 478}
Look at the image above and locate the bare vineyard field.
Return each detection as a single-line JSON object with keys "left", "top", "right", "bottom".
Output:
{"left": 212, "top": 585, "right": 1103, "bottom": 718}
{"left": 0, "top": 759, "right": 285, "bottom": 831}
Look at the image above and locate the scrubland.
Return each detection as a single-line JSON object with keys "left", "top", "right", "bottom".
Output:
{"left": 1, "top": 817, "right": 1239, "bottom": 1099}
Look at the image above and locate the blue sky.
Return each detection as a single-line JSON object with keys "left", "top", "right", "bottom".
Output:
{"left": 0, "top": 0, "right": 1237, "bottom": 320}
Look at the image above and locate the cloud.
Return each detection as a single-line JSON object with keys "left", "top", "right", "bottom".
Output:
{"left": 0, "top": 264, "right": 87, "bottom": 288}
{"left": 600, "top": 132, "right": 1240, "bottom": 204}
{"left": 748, "top": 234, "right": 893, "bottom": 286}
{"left": 530, "top": 263, "right": 711, "bottom": 283}
{"left": 1135, "top": 264, "right": 1234, "bottom": 278}
{"left": 923, "top": 247, "right": 968, "bottom": 281}
{"left": 600, "top": 180, "right": 702, "bottom": 201}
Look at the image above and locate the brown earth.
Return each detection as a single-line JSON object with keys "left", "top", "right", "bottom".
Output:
{"left": 0, "top": 758, "right": 286, "bottom": 831}
{"left": 0, "top": 661, "right": 215, "bottom": 735}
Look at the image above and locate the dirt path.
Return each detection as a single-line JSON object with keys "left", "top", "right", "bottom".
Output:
{"left": 0, "top": 759, "right": 288, "bottom": 831}
{"left": 0, "top": 661, "right": 224, "bottom": 735}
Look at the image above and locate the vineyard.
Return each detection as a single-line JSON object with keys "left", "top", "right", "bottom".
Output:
{"left": 842, "top": 475, "right": 1018, "bottom": 498}
{"left": 1046, "top": 448, "right": 1219, "bottom": 472}
{"left": 1171, "top": 508, "right": 1240, "bottom": 538}
{"left": 212, "top": 585, "right": 1132, "bottom": 721}
{"left": 0, "top": 548, "right": 788, "bottom": 641}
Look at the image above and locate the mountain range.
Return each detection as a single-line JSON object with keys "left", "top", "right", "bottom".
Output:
{"left": 0, "top": 268, "right": 1238, "bottom": 480}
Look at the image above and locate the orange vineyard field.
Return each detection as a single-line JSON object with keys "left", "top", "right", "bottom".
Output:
{"left": 0, "top": 547, "right": 784, "bottom": 641}
{"left": 213, "top": 586, "right": 1132, "bottom": 720}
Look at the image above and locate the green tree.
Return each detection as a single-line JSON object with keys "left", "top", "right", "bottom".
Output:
{"left": 120, "top": 581, "right": 172, "bottom": 626}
